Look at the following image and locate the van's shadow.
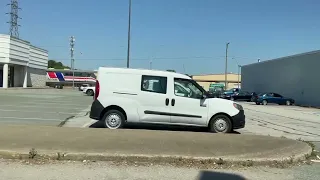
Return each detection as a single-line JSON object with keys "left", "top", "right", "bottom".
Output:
{"left": 89, "top": 121, "right": 241, "bottom": 134}
{"left": 198, "top": 171, "right": 246, "bottom": 180}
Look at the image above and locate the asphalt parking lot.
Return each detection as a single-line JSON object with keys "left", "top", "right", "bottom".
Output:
{"left": 0, "top": 88, "right": 93, "bottom": 126}
{"left": 237, "top": 102, "right": 320, "bottom": 141}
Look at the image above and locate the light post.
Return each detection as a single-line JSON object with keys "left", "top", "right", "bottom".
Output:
{"left": 225, "top": 42, "right": 230, "bottom": 90}
{"left": 237, "top": 65, "right": 241, "bottom": 88}
{"left": 126, "top": 0, "right": 132, "bottom": 68}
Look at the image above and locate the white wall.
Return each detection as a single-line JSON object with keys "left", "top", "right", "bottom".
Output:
{"left": 0, "top": 35, "right": 10, "bottom": 63}
{"left": 0, "top": 34, "right": 48, "bottom": 88}
{"left": 29, "top": 46, "right": 48, "bottom": 70}
{"left": 0, "top": 34, "right": 48, "bottom": 69}
{"left": 9, "top": 37, "right": 29, "bottom": 66}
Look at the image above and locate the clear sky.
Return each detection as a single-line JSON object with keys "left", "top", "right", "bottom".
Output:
{"left": 0, "top": 0, "right": 319, "bottom": 75}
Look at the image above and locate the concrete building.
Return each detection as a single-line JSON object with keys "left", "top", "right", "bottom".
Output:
{"left": 192, "top": 73, "right": 241, "bottom": 91}
{"left": 241, "top": 50, "right": 320, "bottom": 107}
{"left": 0, "top": 34, "right": 48, "bottom": 88}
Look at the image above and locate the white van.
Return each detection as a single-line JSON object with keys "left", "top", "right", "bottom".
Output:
{"left": 89, "top": 67, "right": 245, "bottom": 133}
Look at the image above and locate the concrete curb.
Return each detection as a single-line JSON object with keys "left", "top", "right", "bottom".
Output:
{"left": 0, "top": 144, "right": 313, "bottom": 167}
{"left": 58, "top": 106, "right": 91, "bottom": 127}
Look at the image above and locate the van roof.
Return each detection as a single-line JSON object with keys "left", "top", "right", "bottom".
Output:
{"left": 98, "top": 67, "right": 191, "bottom": 79}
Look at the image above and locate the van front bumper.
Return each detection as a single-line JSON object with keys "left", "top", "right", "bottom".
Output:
{"left": 231, "top": 110, "right": 245, "bottom": 129}
{"left": 89, "top": 100, "right": 104, "bottom": 120}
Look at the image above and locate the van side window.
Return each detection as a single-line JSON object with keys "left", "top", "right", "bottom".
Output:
{"left": 174, "top": 78, "right": 203, "bottom": 99}
{"left": 141, "top": 75, "right": 167, "bottom": 94}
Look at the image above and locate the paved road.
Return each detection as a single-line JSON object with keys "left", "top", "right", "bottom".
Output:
{"left": 238, "top": 102, "right": 320, "bottom": 142}
{"left": 0, "top": 160, "right": 319, "bottom": 180}
{"left": 0, "top": 89, "right": 93, "bottom": 126}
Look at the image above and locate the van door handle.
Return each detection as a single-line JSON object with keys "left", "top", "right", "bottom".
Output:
{"left": 165, "top": 98, "right": 169, "bottom": 106}
{"left": 171, "top": 99, "right": 175, "bottom": 106}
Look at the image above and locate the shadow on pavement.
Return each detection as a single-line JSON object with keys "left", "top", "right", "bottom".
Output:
{"left": 197, "top": 171, "right": 246, "bottom": 180}
{"left": 89, "top": 121, "right": 241, "bottom": 134}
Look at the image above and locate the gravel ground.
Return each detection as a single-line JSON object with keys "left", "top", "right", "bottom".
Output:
{"left": 0, "top": 159, "right": 319, "bottom": 180}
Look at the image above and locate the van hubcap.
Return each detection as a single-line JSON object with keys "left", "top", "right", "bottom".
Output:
{"left": 214, "top": 119, "right": 227, "bottom": 132}
{"left": 106, "top": 114, "right": 121, "bottom": 128}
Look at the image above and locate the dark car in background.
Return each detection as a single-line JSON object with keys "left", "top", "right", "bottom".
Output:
{"left": 221, "top": 88, "right": 240, "bottom": 99}
{"left": 223, "top": 91, "right": 254, "bottom": 101}
{"left": 253, "top": 92, "right": 295, "bottom": 105}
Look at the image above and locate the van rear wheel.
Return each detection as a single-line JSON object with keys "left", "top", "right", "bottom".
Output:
{"left": 209, "top": 114, "right": 232, "bottom": 133}
{"left": 102, "top": 110, "right": 125, "bottom": 129}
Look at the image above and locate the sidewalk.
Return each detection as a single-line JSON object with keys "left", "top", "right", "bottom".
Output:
{"left": 0, "top": 124, "right": 312, "bottom": 164}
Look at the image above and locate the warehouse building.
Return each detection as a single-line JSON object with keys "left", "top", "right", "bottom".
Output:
{"left": 0, "top": 34, "right": 48, "bottom": 88}
{"left": 192, "top": 73, "right": 241, "bottom": 91}
{"left": 241, "top": 50, "right": 320, "bottom": 107}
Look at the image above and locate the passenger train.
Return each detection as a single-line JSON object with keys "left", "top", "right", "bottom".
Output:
{"left": 46, "top": 69, "right": 97, "bottom": 87}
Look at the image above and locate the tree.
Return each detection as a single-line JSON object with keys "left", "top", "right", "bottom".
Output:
{"left": 166, "top": 69, "right": 176, "bottom": 72}
{"left": 48, "top": 60, "right": 70, "bottom": 69}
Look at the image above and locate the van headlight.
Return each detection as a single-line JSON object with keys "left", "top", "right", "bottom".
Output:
{"left": 233, "top": 103, "right": 243, "bottom": 110}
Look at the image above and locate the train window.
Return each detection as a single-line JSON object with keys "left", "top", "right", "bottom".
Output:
{"left": 64, "top": 72, "right": 72, "bottom": 76}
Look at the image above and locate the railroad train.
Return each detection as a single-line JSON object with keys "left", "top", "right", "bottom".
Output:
{"left": 46, "top": 69, "right": 97, "bottom": 87}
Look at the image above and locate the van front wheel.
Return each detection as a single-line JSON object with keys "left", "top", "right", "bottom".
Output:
{"left": 209, "top": 114, "right": 232, "bottom": 133}
{"left": 102, "top": 110, "right": 125, "bottom": 129}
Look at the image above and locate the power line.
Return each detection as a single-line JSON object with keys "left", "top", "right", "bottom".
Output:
{"left": 6, "top": 0, "right": 21, "bottom": 38}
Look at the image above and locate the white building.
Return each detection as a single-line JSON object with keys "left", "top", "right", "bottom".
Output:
{"left": 0, "top": 34, "right": 48, "bottom": 88}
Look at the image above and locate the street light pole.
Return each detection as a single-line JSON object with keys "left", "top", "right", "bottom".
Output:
{"left": 225, "top": 42, "right": 230, "bottom": 90}
{"left": 126, "top": 0, "right": 132, "bottom": 68}
{"left": 238, "top": 65, "right": 241, "bottom": 88}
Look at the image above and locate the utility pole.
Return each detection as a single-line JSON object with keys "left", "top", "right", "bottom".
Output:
{"left": 183, "top": 64, "right": 186, "bottom": 74}
{"left": 70, "top": 36, "right": 75, "bottom": 89}
{"left": 6, "top": 0, "right": 21, "bottom": 38}
{"left": 126, "top": 0, "right": 132, "bottom": 68}
{"left": 149, "top": 59, "right": 152, "bottom": 69}
{"left": 237, "top": 65, "right": 241, "bottom": 88}
{"left": 225, "top": 42, "right": 230, "bottom": 90}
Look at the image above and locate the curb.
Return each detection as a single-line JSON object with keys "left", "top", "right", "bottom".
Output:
{"left": 58, "top": 105, "right": 91, "bottom": 127}
{"left": 0, "top": 145, "right": 313, "bottom": 168}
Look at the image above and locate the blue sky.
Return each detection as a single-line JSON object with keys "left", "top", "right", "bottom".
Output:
{"left": 0, "top": 0, "right": 319, "bottom": 75}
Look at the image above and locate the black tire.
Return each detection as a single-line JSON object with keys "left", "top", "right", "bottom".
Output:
{"left": 102, "top": 110, "right": 125, "bottom": 129}
{"left": 286, "top": 100, "right": 291, "bottom": 106}
{"left": 262, "top": 100, "right": 268, "bottom": 105}
{"left": 256, "top": 102, "right": 260, "bottom": 105}
{"left": 86, "top": 89, "right": 94, "bottom": 96}
{"left": 208, "top": 114, "right": 232, "bottom": 133}
{"left": 230, "top": 97, "right": 234, "bottom": 101}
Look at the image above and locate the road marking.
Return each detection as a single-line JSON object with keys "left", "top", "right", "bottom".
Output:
{"left": 0, "top": 117, "right": 62, "bottom": 121}
{"left": 0, "top": 109, "right": 75, "bottom": 115}
{"left": 0, "top": 105, "right": 84, "bottom": 110}
{"left": 17, "top": 101, "right": 89, "bottom": 107}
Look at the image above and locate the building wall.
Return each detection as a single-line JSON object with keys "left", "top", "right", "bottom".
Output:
{"left": 241, "top": 50, "right": 320, "bottom": 107}
{"left": 0, "top": 35, "right": 10, "bottom": 62}
{"left": 0, "top": 34, "right": 48, "bottom": 88}
{"left": 29, "top": 45, "right": 48, "bottom": 70}
{"left": 27, "top": 67, "right": 46, "bottom": 87}
{"left": 193, "top": 73, "right": 241, "bottom": 90}
{"left": 13, "top": 65, "right": 24, "bottom": 87}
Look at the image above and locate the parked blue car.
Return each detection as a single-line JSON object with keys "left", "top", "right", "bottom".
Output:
{"left": 254, "top": 92, "right": 295, "bottom": 105}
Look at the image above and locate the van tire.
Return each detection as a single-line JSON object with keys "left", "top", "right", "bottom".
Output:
{"left": 208, "top": 114, "right": 232, "bottom": 133}
{"left": 102, "top": 110, "right": 125, "bottom": 129}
